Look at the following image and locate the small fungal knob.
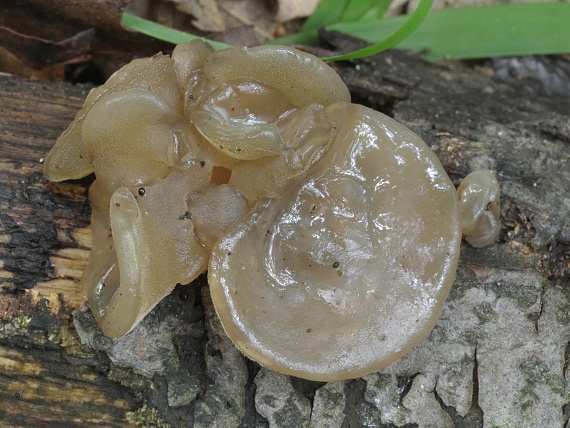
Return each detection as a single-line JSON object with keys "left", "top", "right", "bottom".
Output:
{"left": 457, "top": 170, "right": 501, "bottom": 248}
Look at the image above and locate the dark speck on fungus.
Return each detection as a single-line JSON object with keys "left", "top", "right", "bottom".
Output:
{"left": 43, "top": 40, "right": 500, "bottom": 382}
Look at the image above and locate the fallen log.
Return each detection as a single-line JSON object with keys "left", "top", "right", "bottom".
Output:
{"left": 1, "top": 33, "right": 569, "bottom": 426}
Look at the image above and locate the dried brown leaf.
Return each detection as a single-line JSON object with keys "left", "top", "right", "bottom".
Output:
{"left": 275, "top": 0, "right": 320, "bottom": 23}
{"left": 168, "top": 0, "right": 226, "bottom": 31}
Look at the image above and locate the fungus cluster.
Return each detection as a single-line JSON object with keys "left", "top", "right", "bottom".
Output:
{"left": 44, "top": 40, "right": 500, "bottom": 381}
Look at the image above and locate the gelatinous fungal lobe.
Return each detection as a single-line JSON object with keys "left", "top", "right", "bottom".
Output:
{"left": 66, "top": 59, "right": 214, "bottom": 338}
{"left": 44, "top": 40, "right": 500, "bottom": 379}
{"left": 43, "top": 40, "right": 351, "bottom": 338}
{"left": 457, "top": 169, "right": 501, "bottom": 247}
{"left": 209, "top": 103, "right": 462, "bottom": 381}
{"left": 43, "top": 52, "right": 183, "bottom": 182}
{"left": 191, "top": 44, "right": 350, "bottom": 201}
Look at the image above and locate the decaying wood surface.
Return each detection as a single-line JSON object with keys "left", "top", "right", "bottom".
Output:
{"left": 0, "top": 75, "right": 140, "bottom": 427}
{"left": 1, "top": 32, "right": 570, "bottom": 427}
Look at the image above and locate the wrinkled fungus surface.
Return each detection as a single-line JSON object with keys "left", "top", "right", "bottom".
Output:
{"left": 45, "top": 40, "right": 500, "bottom": 381}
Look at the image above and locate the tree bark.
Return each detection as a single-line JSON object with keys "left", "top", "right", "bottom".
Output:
{"left": 0, "top": 76, "right": 141, "bottom": 426}
{"left": 1, "top": 33, "right": 569, "bottom": 427}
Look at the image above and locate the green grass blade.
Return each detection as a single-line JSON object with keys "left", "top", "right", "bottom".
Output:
{"left": 322, "top": 0, "right": 433, "bottom": 61}
{"left": 373, "top": 0, "right": 393, "bottom": 19}
{"left": 121, "top": 12, "right": 231, "bottom": 51}
{"left": 327, "top": 3, "right": 570, "bottom": 60}
{"left": 270, "top": 0, "right": 395, "bottom": 45}
{"left": 300, "top": 0, "right": 348, "bottom": 33}
{"left": 342, "top": 0, "right": 393, "bottom": 21}
{"left": 340, "top": 0, "right": 380, "bottom": 21}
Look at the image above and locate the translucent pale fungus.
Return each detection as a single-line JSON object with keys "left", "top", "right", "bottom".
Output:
{"left": 209, "top": 103, "right": 463, "bottom": 380}
{"left": 457, "top": 169, "right": 501, "bottom": 248}
{"left": 44, "top": 40, "right": 501, "bottom": 380}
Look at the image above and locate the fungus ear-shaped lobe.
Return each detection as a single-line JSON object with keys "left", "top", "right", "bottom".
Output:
{"left": 202, "top": 45, "right": 350, "bottom": 108}
{"left": 192, "top": 79, "right": 297, "bottom": 163}
{"left": 81, "top": 89, "right": 182, "bottom": 190}
{"left": 93, "top": 171, "right": 208, "bottom": 338}
{"left": 171, "top": 40, "right": 213, "bottom": 90}
{"left": 227, "top": 103, "right": 333, "bottom": 201}
{"left": 457, "top": 169, "right": 501, "bottom": 247}
{"left": 193, "top": 82, "right": 334, "bottom": 201}
{"left": 171, "top": 40, "right": 215, "bottom": 113}
{"left": 43, "top": 53, "right": 180, "bottom": 182}
{"left": 209, "top": 103, "right": 461, "bottom": 381}
{"left": 80, "top": 180, "right": 121, "bottom": 327}
{"left": 43, "top": 115, "right": 95, "bottom": 182}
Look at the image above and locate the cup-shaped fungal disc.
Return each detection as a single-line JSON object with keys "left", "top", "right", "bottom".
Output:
{"left": 208, "top": 103, "right": 462, "bottom": 381}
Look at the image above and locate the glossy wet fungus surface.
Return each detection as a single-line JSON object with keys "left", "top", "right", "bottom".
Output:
{"left": 44, "top": 40, "right": 500, "bottom": 381}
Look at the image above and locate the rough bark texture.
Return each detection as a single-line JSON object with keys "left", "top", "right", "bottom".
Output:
{"left": 1, "top": 32, "right": 570, "bottom": 427}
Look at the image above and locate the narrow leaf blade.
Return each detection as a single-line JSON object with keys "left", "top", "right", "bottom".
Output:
{"left": 121, "top": 12, "right": 231, "bottom": 51}
{"left": 341, "top": 0, "right": 379, "bottom": 22}
{"left": 322, "top": 0, "right": 433, "bottom": 61}
{"left": 269, "top": 0, "right": 350, "bottom": 45}
{"left": 327, "top": 3, "right": 570, "bottom": 60}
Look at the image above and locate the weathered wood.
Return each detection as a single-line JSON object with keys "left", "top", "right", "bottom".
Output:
{"left": 1, "top": 33, "right": 570, "bottom": 427}
{"left": 0, "top": 74, "right": 141, "bottom": 427}
{"left": 0, "top": 75, "right": 90, "bottom": 297}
